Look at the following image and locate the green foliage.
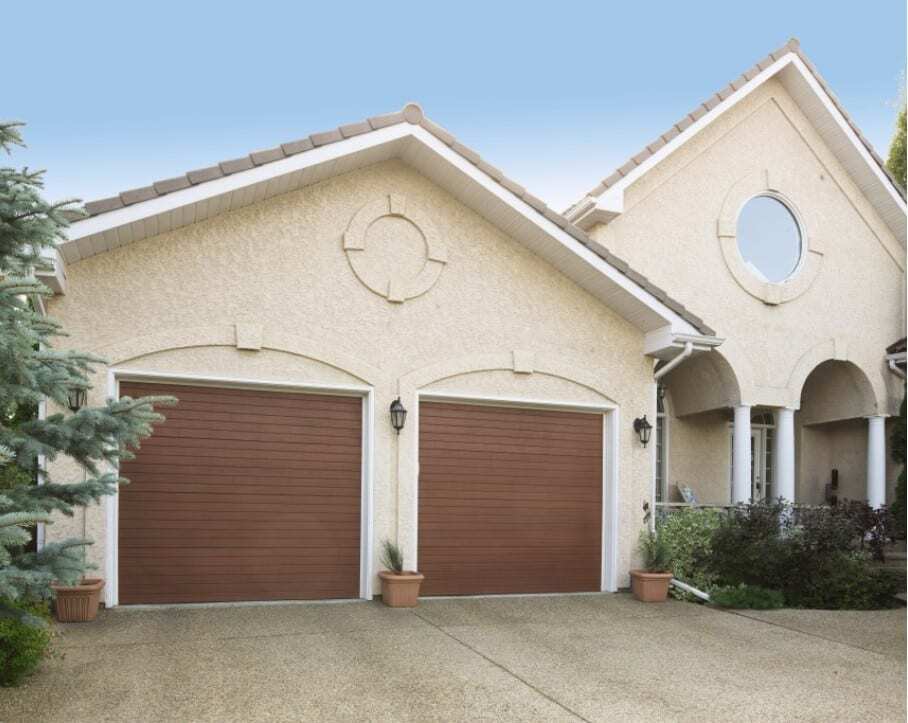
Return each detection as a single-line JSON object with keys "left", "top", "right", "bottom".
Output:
{"left": 379, "top": 539, "right": 404, "bottom": 573}
{"left": 834, "top": 500, "right": 894, "bottom": 561}
{"left": 0, "top": 122, "right": 175, "bottom": 624}
{"left": 0, "top": 598, "right": 53, "bottom": 686}
{"left": 703, "top": 501, "right": 899, "bottom": 610}
{"left": 703, "top": 501, "right": 791, "bottom": 589}
{"left": 637, "top": 529, "right": 672, "bottom": 573}
{"left": 783, "top": 552, "right": 900, "bottom": 610}
{"left": 657, "top": 508, "right": 722, "bottom": 599}
{"left": 886, "top": 106, "right": 907, "bottom": 189}
{"left": 891, "top": 392, "right": 906, "bottom": 536}
{"left": 710, "top": 584, "right": 785, "bottom": 610}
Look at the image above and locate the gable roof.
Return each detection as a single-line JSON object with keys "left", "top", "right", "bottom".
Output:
{"left": 61, "top": 104, "right": 717, "bottom": 340}
{"left": 565, "top": 39, "right": 907, "bottom": 243}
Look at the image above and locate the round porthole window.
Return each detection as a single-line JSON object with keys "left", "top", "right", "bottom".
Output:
{"left": 736, "top": 195, "right": 802, "bottom": 283}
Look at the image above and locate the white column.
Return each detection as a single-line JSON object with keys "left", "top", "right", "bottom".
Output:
{"left": 732, "top": 405, "right": 752, "bottom": 504}
{"left": 774, "top": 408, "right": 796, "bottom": 503}
{"left": 866, "top": 415, "right": 887, "bottom": 509}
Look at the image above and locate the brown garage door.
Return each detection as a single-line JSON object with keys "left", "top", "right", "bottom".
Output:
{"left": 418, "top": 401, "right": 602, "bottom": 596}
{"left": 118, "top": 381, "right": 362, "bottom": 604}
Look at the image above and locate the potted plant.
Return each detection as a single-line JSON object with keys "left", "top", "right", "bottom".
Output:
{"left": 51, "top": 578, "right": 105, "bottom": 622}
{"left": 377, "top": 539, "right": 423, "bottom": 608}
{"left": 630, "top": 529, "right": 673, "bottom": 602}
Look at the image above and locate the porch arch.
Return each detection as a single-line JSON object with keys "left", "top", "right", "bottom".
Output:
{"left": 659, "top": 348, "right": 743, "bottom": 417}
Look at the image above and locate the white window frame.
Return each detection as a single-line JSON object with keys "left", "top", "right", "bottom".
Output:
{"left": 412, "top": 391, "right": 620, "bottom": 593}
{"left": 104, "top": 368, "right": 374, "bottom": 608}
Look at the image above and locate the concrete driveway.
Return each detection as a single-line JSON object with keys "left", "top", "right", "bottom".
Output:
{"left": 2, "top": 594, "right": 904, "bottom": 722}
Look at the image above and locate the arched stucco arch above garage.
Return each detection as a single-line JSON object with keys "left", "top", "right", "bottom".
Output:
{"left": 96, "top": 323, "right": 386, "bottom": 388}
{"left": 394, "top": 350, "right": 623, "bottom": 592}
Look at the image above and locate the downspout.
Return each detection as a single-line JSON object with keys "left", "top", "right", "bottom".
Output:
{"left": 670, "top": 578, "right": 711, "bottom": 602}
{"left": 654, "top": 342, "right": 694, "bottom": 380}
{"left": 650, "top": 342, "right": 694, "bottom": 530}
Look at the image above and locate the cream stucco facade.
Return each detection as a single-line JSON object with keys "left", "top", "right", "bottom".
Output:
{"left": 42, "top": 41, "right": 906, "bottom": 605}
{"left": 584, "top": 75, "right": 905, "bottom": 510}
{"left": 46, "top": 159, "right": 656, "bottom": 598}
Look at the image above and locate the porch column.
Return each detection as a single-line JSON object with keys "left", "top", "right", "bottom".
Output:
{"left": 866, "top": 415, "right": 887, "bottom": 509}
{"left": 774, "top": 408, "right": 796, "bottom": 503}
{"left": 732, "top": 405, "right": 752, "bottom": 504}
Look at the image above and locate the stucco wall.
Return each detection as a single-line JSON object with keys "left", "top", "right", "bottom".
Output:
{"left": 45, "top": 159, "right": 655, "bottom": 595}
{"left": 662, "top": 409, "right": 731, "bottom": 505}
{"left": 589, "top": 77, "right": 904, "bottom": 419}
{"left": 590, "top": 76, "right": 905, "bottom": 508}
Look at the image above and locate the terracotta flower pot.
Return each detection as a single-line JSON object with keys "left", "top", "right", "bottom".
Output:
{"left": 51, "top": 578, "right": 105, "bottom": 622}
{"left": 629, "top": 570, "right": 673, "bottom": 602}
{"left": 378, "top": 571, "right": 424, "bottom": 608}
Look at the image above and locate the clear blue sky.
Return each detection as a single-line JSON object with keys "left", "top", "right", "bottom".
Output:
{"left": 7, "top": 1, "right": 906, "bottom": 212}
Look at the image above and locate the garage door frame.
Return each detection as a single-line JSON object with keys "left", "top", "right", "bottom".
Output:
{"left": 413, "top": 391, "right": 620, "bottom": 593}
{"left": 104, "top": 368, "right": 374, "bottom": 607}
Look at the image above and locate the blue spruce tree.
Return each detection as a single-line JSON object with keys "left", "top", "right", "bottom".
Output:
{"left": 0, "top": 121, "right": 173, "bottom": 623}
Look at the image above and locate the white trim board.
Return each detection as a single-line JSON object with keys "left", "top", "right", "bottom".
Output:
{"left": 413, "top": 391, "right": 620, "bottom": 594}
{"left": 572, "top": 52, "right": 906, "bottom": 246}
{"left": 104, "top": 368, "right": 374, "bottom": 607}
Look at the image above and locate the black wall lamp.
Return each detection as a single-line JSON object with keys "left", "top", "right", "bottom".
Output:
{"left": 633, "top": 415, "right": 653, "bottom": 447}
{"left": 390, "top": 397, "right": 407, "bottom": 434}
{"left": 67, "top": 387, "right": 88, "bottom": 412}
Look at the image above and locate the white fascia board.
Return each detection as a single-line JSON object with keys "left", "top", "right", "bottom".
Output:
{"left": 591, "top": 55, "right": 794, "bottom": 219}
{"left": 407, "top": 126, "right": 703, "bottom": 336}
{"left": 644, "top": 325, "right": 724, "bottom": 357}
{"left": 580, "top": 53, "right": 905, "bottom": 229}
{"left": 786, "top": 55, "right": 906, "bottom": 215}
{"left": 62, "top": 124, "right": 415, "bottom": 242}
{"left": 35, "top": 246, "right": 67, "bottom": 295}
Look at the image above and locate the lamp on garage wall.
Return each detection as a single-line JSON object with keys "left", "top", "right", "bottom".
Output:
{"left": 67, "top": 387, "right": 87, "bottom": 412}
{"left": 633, "top": 415, "right": 653, "bottom": 447}
{"left": 390, "top": 397, "right": 407, "bottom": 434}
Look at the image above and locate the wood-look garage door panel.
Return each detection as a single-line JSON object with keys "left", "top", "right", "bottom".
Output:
{"left": 418, "top": 401, "right": 602, "bottom": 596}
{"left": 118, "top": 381, "right": 361, "bottom": 604}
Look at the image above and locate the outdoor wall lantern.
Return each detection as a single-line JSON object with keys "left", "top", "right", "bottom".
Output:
{"left": 390, "top": 397, "right": 408, "bottom": 434}
{"left": 633, "top": 415, "right": 653, "bottom": 447}
{"left": 67, "top": 387, "right": 88, "bottom": 412}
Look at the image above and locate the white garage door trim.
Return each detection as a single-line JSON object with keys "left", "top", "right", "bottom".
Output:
{"left": 104, "top": 368, "right": 374, "bottom": 608}
{"left": 413, "top": 391, "right": 620, "bottom": 593}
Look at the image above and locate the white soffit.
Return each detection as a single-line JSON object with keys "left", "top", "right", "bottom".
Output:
{"left": 61, "top": 125, "right": 705, "bottom": 337}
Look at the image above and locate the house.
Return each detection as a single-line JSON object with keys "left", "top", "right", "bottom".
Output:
{"left": 41, "top": 39, "right": 906, "bottom": 606}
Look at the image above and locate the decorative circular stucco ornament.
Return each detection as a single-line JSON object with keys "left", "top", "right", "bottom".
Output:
{"left": 717, "top": 169, "right": 823, "bottom": 305}
{"left": 343, "top": 195, "right": 447, "bottom": 303}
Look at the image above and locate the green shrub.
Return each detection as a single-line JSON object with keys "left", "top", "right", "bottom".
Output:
{"left": 637, "top": 529, "right": 672, "bottom": 572}
{"left": 0, "top": 600, "right": 53, "bottom": 687}
{"left": 657, "top": 508, "right": 723, "bottom": 599}
{"left": 783, "top": 553, "right": 901, "bottom": 610}
{"left": 704, "top": 501, "right": 900, "bottom": 610}
{"left": 711, "top": 584, "right": 785, "bottom": 610}
{"left": 702, "top": 501, "right": 792, "bottom": 590}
